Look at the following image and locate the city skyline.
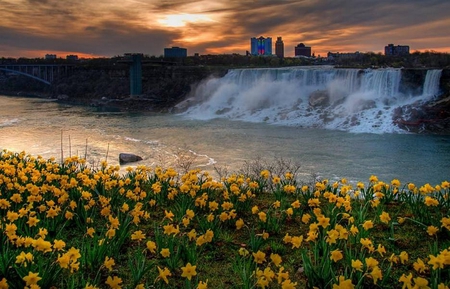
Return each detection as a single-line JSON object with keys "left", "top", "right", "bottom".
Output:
{"left": 1, "top": 0, "right": 450, "bottom": 59}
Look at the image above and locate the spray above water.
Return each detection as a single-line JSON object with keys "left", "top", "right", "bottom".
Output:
{"left": 181, "top": 66, "right": 442, "bottom": 134}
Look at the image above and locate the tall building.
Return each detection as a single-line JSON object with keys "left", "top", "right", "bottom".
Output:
{"left": 384, "top": 44, "right": 410, "bottom": 56}
{"left": 164, "top": 47, "right": 187, "bottom": 58}
{"left": 275, "top": 37, "right": 284, "bottom": 58}
{"left": 250, "top": 36, "right": 272, "bottom": 56}
{"left": 294, "top": 43, "right": 311, "bottom": 57}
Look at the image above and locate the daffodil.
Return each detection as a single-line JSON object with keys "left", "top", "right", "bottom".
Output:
{"left": 160, "top": 248, "right": 170, "bottom": 258}
{"left": 104, "top": 256, "right": 115, "bottom": 272}
{"left": 131, "top": 230, "right": 145, "bottom": 241}
{"left": 236, "top": 218, "right": 245, "bottom": 230}
{"left": 379, "top": 211, "right": 391, "bottom": 224}
{"left": 181, "top": 263, "right": 197, "bottom": 281}
{"left": 427, "top": 225, "right": 439, "bottom": 236}
{"left": 332, "top": 275, "right": 354, "bottom": 289}
{"left": 105, "top": 276, "right": 122, "bottom": 289}
{"left": 253, "top": 250, "right": 266, "bottom": 264}
{"left": 365, "top": 257, "right": 379, "bottom": 269}
{"left": 428, "top": 254, "right": 445, "bottom": 270}
{"left": 351, "top": 259, "right": 363, "bottom": 272}
{"left": 370, "top": 266, "right": 383, "bottom": 285}
{"left": 291, "top": 235, "right": 303, "bottom": 248}
{"left": 399, "top": 273, "right": 413, "bottom": 289}
{"left": 156, "top": 266, "right": 171, "bottom": 284}
{"left": 22, "top": 272, "right": 41, "bottom": 286}
{"left": 270, "top": 253, "right": 282, "bottom": 267}
{"left": 330, "top": 249, "right": 343, "bottom": 262}
{"left": 146, "top": 241, "right": 157, "bottom": 253}
{"left": 363, "top": 220, "right": 374, "bottom": 230}
{"left": 399, "top": 251, "right": 409, "bottom": 264}
{"left": 412, "top": 277, "right": 430, "bottom": 289}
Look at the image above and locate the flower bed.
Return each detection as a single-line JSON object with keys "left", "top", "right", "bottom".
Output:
{"left": 0, "top": 150, "right": 449, "bottom": 288}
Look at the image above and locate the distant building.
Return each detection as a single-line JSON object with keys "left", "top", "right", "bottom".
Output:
{"left": 45, "top": 54, "right": 57, "bottom": 60}
{"left": 294, "top": 43, "right": 311, "bottom": 57}
{"left": 327, "top": 51, "right": 362, "bottom": 60}
{"left": 66, "top": 55, "right": 78, "bottom": 61}
{"left": 250, "top": 36, "right": 272, "bottom": 56}
{"left": 275, "top": 37, "right": 284, "bottom": 58}
{"left": 385, "top": 44, "right": 410, "bottom": 56}
{"left": 164, "top": 47, "right": 187, "bottom": 58}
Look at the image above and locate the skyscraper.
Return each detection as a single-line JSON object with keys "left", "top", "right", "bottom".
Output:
{"left": 250, "top": 36, "right": 272, "bottom": 56}
{"left": 275, "top": 37, "right": 284, "bottom": 58}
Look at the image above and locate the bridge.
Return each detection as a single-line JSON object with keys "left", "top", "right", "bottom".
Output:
{"left": 0, "top": 64, "right": 74, "bottom": 85}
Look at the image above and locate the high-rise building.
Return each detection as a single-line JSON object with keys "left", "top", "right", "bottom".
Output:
{"left": 384, "top": 44, "right": 410, "bottom": 56}
{"left": 295, "top": 43, "right": 311, "bottom": 57}
{"left": 275, "top": 37, "right": 284, "bottom": 58}
{"left": 250, "top": 36, "right": 272, "bottom": 56}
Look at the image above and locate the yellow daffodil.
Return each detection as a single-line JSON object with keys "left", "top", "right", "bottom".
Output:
{"left": 160, "top": 248, "right": 170, "bottom": 258}
{"left": 351, "top": 259, "right": 363, "bottom": 272}
{"left": 131, "top": 230, "right": 146, "bottom": 241}
{"left": 399, "top": 273, "right": 413, "bottom": 289}
{"left": 104, "top": 256, "right": 115, "bottom": 272}
{"left": 379, "top": 211, "right": 391, "bottom": 224}
{"left": 399, "top": 251, "right": 409, "bottom": 264}
{"left": 427, "top": 225, "right": 439, "bottom": 236}
{"left": 330, "top": 249, "right": 343, "bottom": 262}
{"left": 156, "top": 266, "right": 171, "bottom": 284}
{"left": 370, "top": 266, "right": 383, "bottom": 285}
{"left": 291, "top": 235, "right": 303, "bottom": 248}
{"left": 363, "top": 220, "right": 374, "bottom": 230}
{"left": 105, "top": 276, "right": 122, "bottom": 289}
{"left": 22, "top": 271, "right": 41, "bottom": 286}
{"left": 181, "top": 262, "right": 197, "bottom": 281}
{"left": 253, "top": 250, "right": 266, "bottom": 264}
{"left": 332, "top": 275, "right": 354, "bottom": 289}
{"left": 270, "top": 253, "right": 282, "bottom": 267}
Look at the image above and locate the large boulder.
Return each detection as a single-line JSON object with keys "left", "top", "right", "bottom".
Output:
{"left": 119, "top": 153, "right": 143, "bottom": 165}
{"left": 309, "top": 90, "right": 330, "bottom": 107}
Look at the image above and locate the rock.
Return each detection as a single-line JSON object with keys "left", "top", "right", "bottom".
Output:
{"left": 172, "top": 97, "right": 202, "bottom": 113}
{"left": 119, "top": 153, "right": 143, "bottom": 165}
{"left": 57, "top": 94, "right": 69, "bottom": 100}
{"left": 309, "top": 90, "right": 330, "bottom": 107}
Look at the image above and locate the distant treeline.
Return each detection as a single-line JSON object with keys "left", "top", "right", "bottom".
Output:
{"left": 1, "top": 50, "right": 450, "bottom": 68}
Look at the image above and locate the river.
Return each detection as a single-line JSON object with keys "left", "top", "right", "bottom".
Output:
{"left": 1, "top": 94, "right": 449, "bottom": 186}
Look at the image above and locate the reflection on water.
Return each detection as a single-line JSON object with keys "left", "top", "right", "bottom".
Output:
{"left": 1, "top": 95, "right": 449, "bottom": 186}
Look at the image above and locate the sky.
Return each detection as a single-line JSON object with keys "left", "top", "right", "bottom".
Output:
{"left": 1, "top": 0, "right": 450, "bottom": 59}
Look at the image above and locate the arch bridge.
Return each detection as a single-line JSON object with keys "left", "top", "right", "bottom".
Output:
{"left": 0, "top": 64, "right": 74, "bottom": 85}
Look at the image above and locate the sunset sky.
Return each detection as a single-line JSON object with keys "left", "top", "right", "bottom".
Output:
{"left": 1, "top": 0, "right": 449, "bottom": 59}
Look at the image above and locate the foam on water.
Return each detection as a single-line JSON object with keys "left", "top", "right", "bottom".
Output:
{"left": 0, "top": 118, "right": 20, "bottom": 127}
{"left": 182, "top": 67, "right": 442, "bottom": 134}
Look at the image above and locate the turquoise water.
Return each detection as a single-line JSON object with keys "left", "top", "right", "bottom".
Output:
{"left": 1, "top": 95, "right": 449, "bottom": 186}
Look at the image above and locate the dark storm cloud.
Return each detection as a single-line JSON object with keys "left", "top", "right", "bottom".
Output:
{"left": 0, "top": 0, "right": 449, "bottom": 57}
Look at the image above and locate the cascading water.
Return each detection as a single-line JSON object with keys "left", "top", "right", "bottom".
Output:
{"left": 422, "top": 69, "right": 442, "bottom": 98}
{"left": 181, "top": 66, "right": 442, "bottom": 134}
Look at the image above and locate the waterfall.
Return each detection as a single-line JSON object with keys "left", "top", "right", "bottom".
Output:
{"left": 422, "top": 69, "right": 442, "bottom": 98}
{"left": 182, "top": 66, "right": 433, "bottom": 134}
{"left": 360, "top": 69, "right": 401, "bottom": 98}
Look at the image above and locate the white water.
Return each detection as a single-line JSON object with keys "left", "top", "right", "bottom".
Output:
{"left": 183, "top": 66, "right": 441, "bottom": 134}
{"left": 423, "top": 69, "right": 442, "bottom": 98}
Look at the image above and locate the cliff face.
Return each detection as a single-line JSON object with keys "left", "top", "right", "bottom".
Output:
{"left": 391, "top": 69, "right": 450, "bottom": 134}
{"left": 49, "top": 65, "right": 228, "bottom": 111}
